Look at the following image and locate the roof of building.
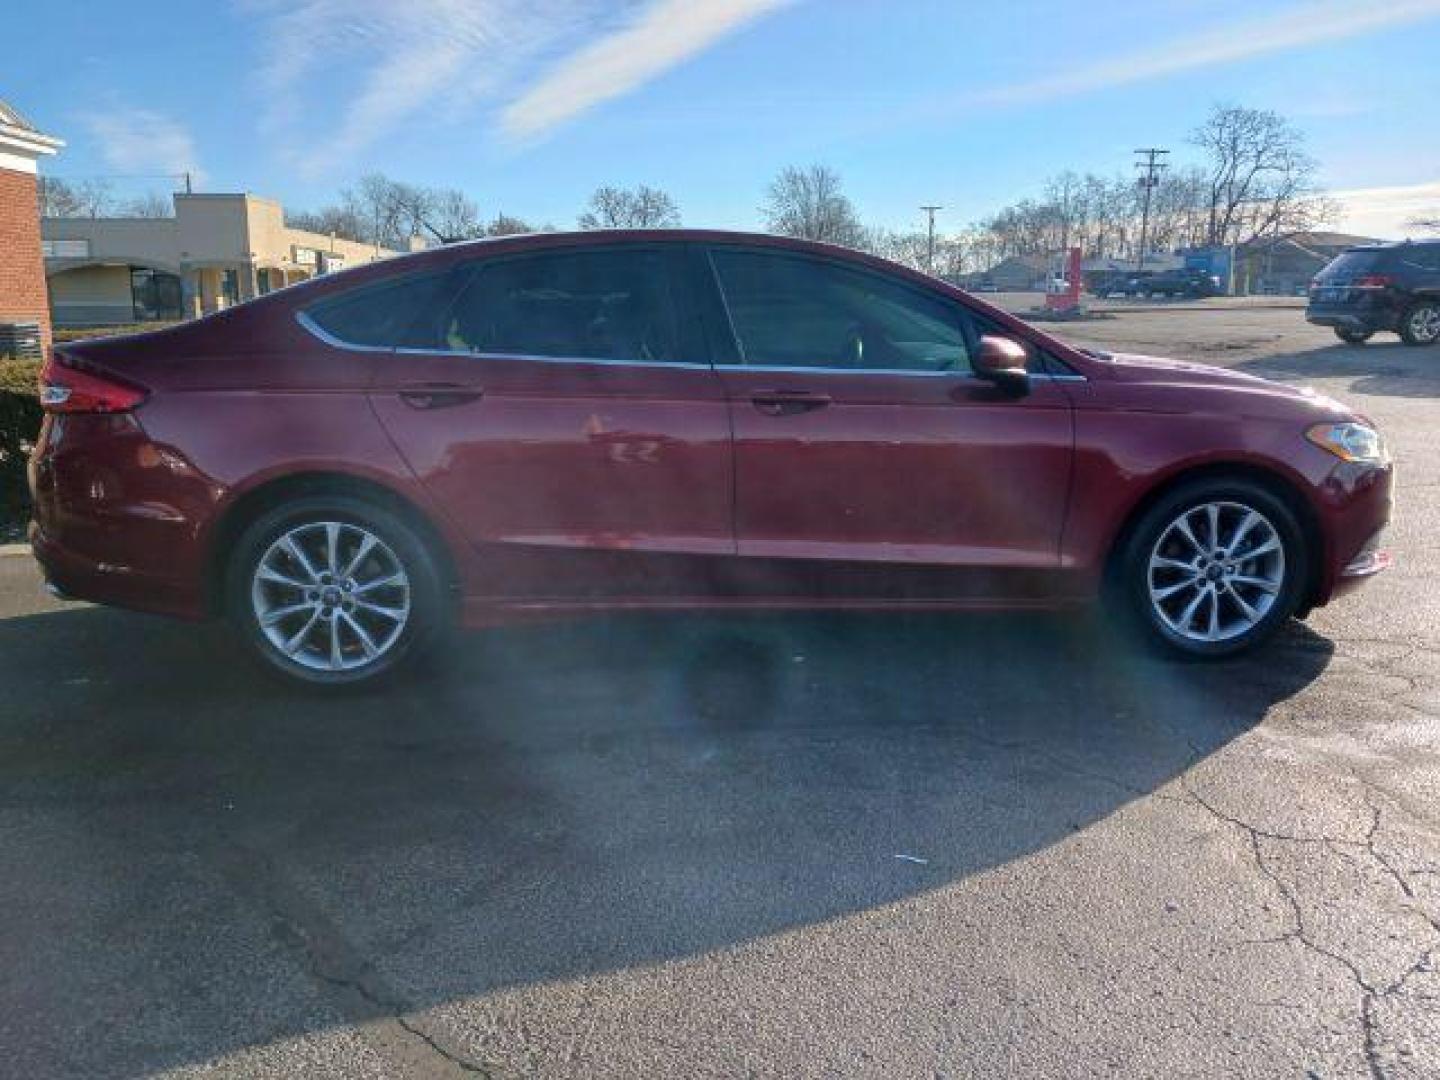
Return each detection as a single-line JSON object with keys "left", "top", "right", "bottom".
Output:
{"left": 0, "top": 99, "right": 39, "bottom": 132}
{"left": 0, "top": 98, "right": 63, "bottom": 156}
{"left": 1242, "top": 230, "right": 1384, "bottom": 253}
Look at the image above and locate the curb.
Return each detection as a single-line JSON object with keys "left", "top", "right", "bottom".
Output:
{"left": 0, "top": 543, "right": 31, "bottom": 557}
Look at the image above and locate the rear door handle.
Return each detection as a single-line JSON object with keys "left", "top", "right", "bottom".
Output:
{"left": 750, "top": 390, "right": 832, "bottom": 417}
{"left": 397, "top": 383, "right": 483, "bottom": 410}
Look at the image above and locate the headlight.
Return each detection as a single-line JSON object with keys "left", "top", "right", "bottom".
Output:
{"left": 1305, "top": 421, "right": 1389, "bottom": 465}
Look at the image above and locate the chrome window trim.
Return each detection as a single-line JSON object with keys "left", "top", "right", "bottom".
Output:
{"left": 395, "top": 346, "right": 715, "bottom": 371}
{"left": 297, "top": 310, "right": 1086, "bottom": 381}
{"left": 298, "top": 311, "right": 714, "bottom": 370}
{"left": 709, "top": 361, "right": 1087, "bottom": 383}
{"left": 295, "top": 310, "right": 394, "bottom": 354}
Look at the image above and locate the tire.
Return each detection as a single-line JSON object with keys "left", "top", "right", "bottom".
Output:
{"left": 225, "top": 494, "right": 448, "bottom": 688}
{"left": 1113, "top": 478, "right": 1307, "bottom": 659}
{"left": 1334, "top": 327, "right": 1373, "bottom": 344}
{"left": 1399, "top": 300, "right": 1440, "bottom": 346}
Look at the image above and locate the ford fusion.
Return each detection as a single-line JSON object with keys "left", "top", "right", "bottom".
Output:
{"left": 28, "top": 231, "right": 1393, "bottom": 687}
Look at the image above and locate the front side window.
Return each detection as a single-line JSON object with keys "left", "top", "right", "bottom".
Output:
{"left": 303, "top": 271, "right": 452, "bottom": 349}
{"left": 710, "top": 248, "right": 970, "bottom": 373}
{"left": 434, "top": 249, "right": 681, "bottom": 364}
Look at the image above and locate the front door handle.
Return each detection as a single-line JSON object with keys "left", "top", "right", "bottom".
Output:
{"left": 750, "top": 390, "right": 832, "bottom": 417}
{"left": 397, "top": 383, "right": 484, "bottom": 410}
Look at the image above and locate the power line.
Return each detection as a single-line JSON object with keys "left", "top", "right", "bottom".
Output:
{"left": 1133, "top": 148, "right": 1169, "bottom": 270}
{"left": 41, "top": 172, "right": 194, "bottom": 193}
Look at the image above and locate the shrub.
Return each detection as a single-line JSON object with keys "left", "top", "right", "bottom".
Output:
{"left": 0, "top": 356, "right": 42, "bottom": 518}
{"left": 54, "top": 322, "right": 175, "bottom": 343}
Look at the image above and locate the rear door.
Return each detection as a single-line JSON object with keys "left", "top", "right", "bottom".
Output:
{"left": 700, "top": 244, "right": 1075, "bottom": 601}
{"left": 355, "top": 244, "right": 734, "bottom": 601}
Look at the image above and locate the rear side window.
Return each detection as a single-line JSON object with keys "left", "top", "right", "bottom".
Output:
{"left": 1398, "top": 245, "right": 1440, "bottom": 272}
{"left": 433, "top": 249, "right": 682, "bottom": 363}
{"left": 302, "top": 272, "right": 452, "bottom": 349}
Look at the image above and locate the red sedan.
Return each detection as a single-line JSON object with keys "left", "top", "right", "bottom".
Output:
{"left": 28, "top": 231, "right": 1393, "bottom": 686}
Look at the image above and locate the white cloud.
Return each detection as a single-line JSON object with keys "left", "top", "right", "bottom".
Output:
{"left": 967, "top": 0, "right": 1440, "bottom": 108}
{"left": 499, "top": 0, "right": 791, "bottom": 141}
{"left": 83, "top": 107, "right": 203, "bottom": 183}
{"left": 250, "top": 0, "right": 788, "bottom": 174}
{"left": 1331, "top": 180, "right": 1440, "bottom": 240}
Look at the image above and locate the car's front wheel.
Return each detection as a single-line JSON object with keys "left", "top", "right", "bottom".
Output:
{"left": 226, "top": 494, "right": 446, "bottom": 687}
{"left": 1399, "top": 301, "right": 1440, "bottom": 346}
{"left": 1334, "top": 327, "right": 1373, "bottom": 345}
{"left": 1117, "top": 479, "right": 1306, "bottom": 658}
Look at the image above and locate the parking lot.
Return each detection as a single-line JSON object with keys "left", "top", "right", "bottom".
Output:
{"left": 2, "top": 302, "right": 1438, "bottom": 1078}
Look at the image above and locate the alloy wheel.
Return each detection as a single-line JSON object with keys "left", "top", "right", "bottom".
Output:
{"left": 1146, "top": 501, "right": 1286, "bottom": 644}
{"left": 1409, "top": 304, "right": 1440, "bottom": 345}
{"left": 250, "top": 521, "right": 412, "bottom": 672}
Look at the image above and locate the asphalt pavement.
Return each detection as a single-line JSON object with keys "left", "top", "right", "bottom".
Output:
{"left": 1, "top": 308, "right": 1438, "bottom": 1078}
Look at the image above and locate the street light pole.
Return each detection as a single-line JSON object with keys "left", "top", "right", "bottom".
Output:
{"left": 920, "top": 205, "right": 942, "bottom": 275}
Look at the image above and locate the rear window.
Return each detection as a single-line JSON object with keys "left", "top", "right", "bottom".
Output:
{"left": 1318, "top": 250, "right": 1389, "bottom": 280}
{"left": 302, "top": 272, "right": 453, "bottom": 349}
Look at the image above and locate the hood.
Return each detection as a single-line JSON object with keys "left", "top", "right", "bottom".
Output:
{"left": 1087, "top": 349, "right": 1352, "bottom": 415}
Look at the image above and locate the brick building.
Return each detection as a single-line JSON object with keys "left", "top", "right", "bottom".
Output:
{"left": 0, "top": 99, "right": 62, "bottom": 355}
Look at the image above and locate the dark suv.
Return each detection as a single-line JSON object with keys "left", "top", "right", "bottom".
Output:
{"left": 1307, "top": 241, "right": 1440, "bottom": 346}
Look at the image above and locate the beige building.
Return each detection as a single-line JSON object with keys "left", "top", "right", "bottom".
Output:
{"left": 43, "top": 193, "right": 399, "bottom": 326}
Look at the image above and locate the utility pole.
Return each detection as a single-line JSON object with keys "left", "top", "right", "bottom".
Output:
{"left": 920, "top": 205, "right": 942, "bottom": 275}
{"left": 1133, "top": 148, "right": 1169, "bottom": 269}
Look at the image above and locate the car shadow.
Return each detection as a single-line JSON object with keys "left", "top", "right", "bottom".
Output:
{"left": 0, "top": 603, "right": 1333, "bottom": 1075}
{"left": 1235, "top": 340, "right": 1440, "bottom": 398}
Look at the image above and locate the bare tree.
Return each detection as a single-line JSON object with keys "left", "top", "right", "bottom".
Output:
{"left": 426, "top": 188, "right": 484, "bottom": 242}
{"left": 38, "top": 176, "right": 113, "bottom": 218}
{"left": 485, "top": 213, "right": 533, "bottom": 236}
{"left": 119, "top": 191, "right": 174, "bottom": 219}
{"left": 286, "top": 204, "right": 368, "bottom": 244}
{"left": 761, "top": 165, "right": 865, "bottom": 247}
{"left": 1191, "top": 104, "right": 1331, "bottom": 246}
{"left": 577, "top": 185, "right": 680, "bottom": 229}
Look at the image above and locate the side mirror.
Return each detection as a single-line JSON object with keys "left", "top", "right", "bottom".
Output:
{"left": 973, "top": 335, "right": 1030, "bottom": 396}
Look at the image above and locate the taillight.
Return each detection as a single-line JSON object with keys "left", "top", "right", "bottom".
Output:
{"left": 1353, "top": 274, "right": 1395, "bottom": 289}
{"left": 39, "top": 354, "right": 148, "bottom": 414}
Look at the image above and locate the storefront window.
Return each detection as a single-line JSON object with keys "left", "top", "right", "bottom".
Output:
{"left": 130, "top": 268, "right": 182, "bottom": 321}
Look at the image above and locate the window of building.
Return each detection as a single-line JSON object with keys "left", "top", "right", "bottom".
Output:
{"left": 709, "top": 248, "right": 969, "bottom": 373}
{"left": 130, "top": 268, "right": 181, "bottom": 322}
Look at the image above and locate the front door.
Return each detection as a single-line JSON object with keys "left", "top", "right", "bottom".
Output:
{"left": 703, "top": 245, "right": 1074, "bottom": 601}
{"left": 365, "top": 245, "right": 733, "bottom": 601}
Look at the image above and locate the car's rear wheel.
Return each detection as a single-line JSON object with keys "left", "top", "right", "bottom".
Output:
{"left": 1399, "top": 301, "right": 1440, "bottom": 346}
{"left": 226, "top": 495, "right": 445, "bottom": 687}
{"left": 1116, "top": 479, "right": 1306, "bottom": 658}
{"left": 1334, "top": 327, "right": 1373, "bottom": 344}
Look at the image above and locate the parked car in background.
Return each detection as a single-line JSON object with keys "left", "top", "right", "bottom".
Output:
{"left": 1306, "top": 240, "right": 1440, "bottom": 345}
{"left": 1134, "top": 267, "right": 1224, "bottom": 298}
{"left": 29, "top": 230, "right": 1393, "bottom": 687}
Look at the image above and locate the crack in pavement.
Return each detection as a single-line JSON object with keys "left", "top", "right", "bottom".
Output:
{"left": 214, "top": 839, "right": 490, "bottom": 1078}
{"left": 1181, "top": 777, "right": 1440, "bottom": 1079}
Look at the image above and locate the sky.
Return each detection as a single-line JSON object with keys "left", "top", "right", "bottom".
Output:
{"left": 10, "top": 0, "right": 1440, "bottom": 239}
